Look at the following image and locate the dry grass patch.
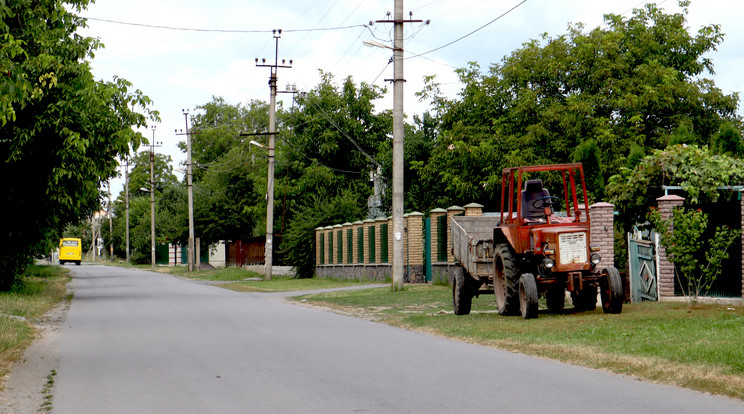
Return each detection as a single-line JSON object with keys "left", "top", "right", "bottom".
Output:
{"left": 0, "top": 265, "right": 70, "bottom": 391}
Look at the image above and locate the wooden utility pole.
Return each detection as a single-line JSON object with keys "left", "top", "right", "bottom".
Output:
{"left": 255, "top": 29, "right": 292, "bottom": 281}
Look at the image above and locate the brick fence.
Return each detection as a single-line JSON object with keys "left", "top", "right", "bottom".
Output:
{"left": 315, "top": 202, "right": 616, "bottom": 284}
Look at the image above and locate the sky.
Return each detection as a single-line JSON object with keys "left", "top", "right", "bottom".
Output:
{"left": 75, "top": 0, "right": 744, "bottom": 196}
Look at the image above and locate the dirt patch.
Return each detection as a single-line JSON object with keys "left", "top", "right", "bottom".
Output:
{"left": 0, "top": 301, "right": 67, "bottom": 413}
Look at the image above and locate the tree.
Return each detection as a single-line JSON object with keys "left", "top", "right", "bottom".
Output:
{"left": 181, "top": 97, "right": 271, "bottom": 245}
{"left": 0, "top": 0, "right": 157, "bottom": 288}
{"left": 279, "top": 73, "right": 391, "bottom": 276}
{"left": 712, "top": 122, "right": 744, "bottom": 158}
{"left": 648, "top": 207, "right": 739, "bottom": 304}
{"left": 126, "top": 150, "right": 178, "bottom": 198}
{"left": 607, "top": 144, "right": 744, "bottom": 233}
{"left": 414, "top": 1, "right": 740, "bottom": 211}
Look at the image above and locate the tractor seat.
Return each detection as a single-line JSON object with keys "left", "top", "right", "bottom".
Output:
{"left": 521, "top": 179, "right": 552, "bottom": 220}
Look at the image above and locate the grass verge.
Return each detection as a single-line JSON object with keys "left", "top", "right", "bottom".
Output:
{"left": 0, "top": 265, "right": 70, "bottom": 389}
{"left": 295, "top": 284, "right": 744, "bottom": 400}
{"left": 222, "top": 276, "right": 385, "bottom": 293}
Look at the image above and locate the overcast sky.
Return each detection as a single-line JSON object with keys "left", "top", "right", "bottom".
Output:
{"left": 76, "top": 0, "right": 744, "bottom": 195}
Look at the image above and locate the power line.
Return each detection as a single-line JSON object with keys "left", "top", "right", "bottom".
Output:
{"left": 82, "top": 16, "right": 365, "bottom": 33}
{"left": 408, "top": 0, "right": 527, "bottom": 58}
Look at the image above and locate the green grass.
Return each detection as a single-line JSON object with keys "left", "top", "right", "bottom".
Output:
{"left": 295, "top": 284, "right": 744, "bottom": 400}
{"left": 223, "top": 276, "right": 384, "bottom": 293}
{"left": 0, "top": 265, "right": 70, "bottom": 389}
{"left": 165, "top": 266, "right": 263, "bottom": 281}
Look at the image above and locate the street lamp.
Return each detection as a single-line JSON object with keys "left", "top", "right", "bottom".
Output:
{"left": 363, "top": 40, "right": 393, "bottom": 50}
{"left": 249, "top": 140, "right": 267, "bottom": 149}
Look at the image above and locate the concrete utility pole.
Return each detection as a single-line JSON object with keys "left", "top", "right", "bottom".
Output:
{"left": 176, "top": 111, "right": 197, "bottom": 271}
{"left": 124, "top": 158, "right": 130, "bottom": 264}
{"left": 185, "top": 111, "right": 196, "bottom": 272}
{"left": 149, "top": 126, "right": 162, "bottom": 269}
{"left": 108, "top": 180, "right": 113, "bottom": 261}
{"left": 255, "top": 29, "right": 292, "bottom": 281}
{"left": 376, "top": 2, "right": 422, "bottom": 291}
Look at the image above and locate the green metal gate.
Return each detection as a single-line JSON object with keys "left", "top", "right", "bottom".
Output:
{"left": 628, "top": 237, "right": 657, "bottom": 302}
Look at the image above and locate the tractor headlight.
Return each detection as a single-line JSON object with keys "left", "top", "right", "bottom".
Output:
{"left": 590, "top": 253, "right": 601, "bottom": 265}
{"left": 542, "top": 257, "right": 555, "bottom": 269}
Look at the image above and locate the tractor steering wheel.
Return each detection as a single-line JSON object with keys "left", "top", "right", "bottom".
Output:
{"left": 531, "top": 195, "right": 560, "bottom": 209}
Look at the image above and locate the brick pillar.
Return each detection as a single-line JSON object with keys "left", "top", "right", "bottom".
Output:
{"left": 657, "top": 195, "right": 685, "bottom": 299}
{"left": 315, "top": 227, "right": 322, "bottom": 267}
{"left": 741, "top": 190, "right": 744, "bottom": 299}
{"left": 446, "top": 206, "right": 465, "bottom": 263}
{"left": 374, "top": 217, "right": 387, "bottom": 264}
{"left": 430, "top": 208, "right": 446, "bottom": 263}
{"left": 464, "top": 202, "right": 484, "bottom": 216}
{"left": 589, "top": 202, "right": 614, "bottom": 270}
{"left": 405, "top": 212, "right": 425, "bottom": 283}
{"left": 363, "top": 219, "right": 374, "bottom": 264}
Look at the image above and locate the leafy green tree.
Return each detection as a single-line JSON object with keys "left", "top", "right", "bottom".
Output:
{"left": 279, "top": 73, "right": 391, "bottom": 274}
{"left": 415, "top": 1, "right": 740, "bottom": 210}
{"left": 181, "top": 97, "right": 271, "bottom": 245}
{"left": 127, "top": 150, "right": 178, "bottom": 198}
{"left": 712, "top": 122, "right": 744, "bottom": 157}
{"left": 607, "top": 144, "right": 744, "bottom": 233}
{"left": 572, "top": 140, "right": 604, "bottom": 201}
{"left": 280, "top": 190, "right": 364, "bottom": 278}
{"left": 648, "top": 207, "right": 740, "bottom": 304}
{"left": 0, "top": 0, "right": 157, "bottom": 287}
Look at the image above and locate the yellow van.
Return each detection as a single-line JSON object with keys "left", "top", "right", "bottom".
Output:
{"left": 59, "top": 238, "right": 82, "bottom": 266}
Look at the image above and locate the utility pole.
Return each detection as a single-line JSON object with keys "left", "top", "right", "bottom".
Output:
{"left": 176, "top": 111, "right": 196, "bottom": 272}
{"left": 124, "top": 158, "right": 130, "bottom": 264}
{"left": 149, "top": 126, "right": 162, "bottom": 269}
{"left": 255, "top": 29, "right": 292, "bottom": 281}
{"left": 376, "top": 3, "right": 422, "bottom": 291}
{"left": 108, "top": 180, "right": 113, "bottom": 262}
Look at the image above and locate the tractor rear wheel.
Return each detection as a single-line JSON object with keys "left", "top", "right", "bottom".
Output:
{"left": 494, "top": 243, "right": 519, "bottom": 316}
{"left": 518, "top": 273, "right": 539, "bottom": 319}
{"left": 452, "top": 265, "right": 472, "bottom": 315}
{"left": 601, "top": 266, "right": 624, "bottom": 314}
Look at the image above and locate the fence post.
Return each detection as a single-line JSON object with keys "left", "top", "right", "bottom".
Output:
{"left": 741, "top": 189, "right": 744, "bottom": 299}
{"left": 464, "top": 202, "right": 483, "bottom": 217}
{"left": 656, "top": 195, "right": 685, "bottom": 299}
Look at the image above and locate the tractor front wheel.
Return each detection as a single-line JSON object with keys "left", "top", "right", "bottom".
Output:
{"left": 518, "top": 273, "right": 539, "bottom": 319}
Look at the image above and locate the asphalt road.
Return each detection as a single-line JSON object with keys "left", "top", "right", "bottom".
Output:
{"left": 53, "top": 265, "right": 744, "bottom": 413}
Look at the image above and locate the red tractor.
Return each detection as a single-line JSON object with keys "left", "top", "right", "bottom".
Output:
{"left": 450, "top": 163, "right": 624, "bottom": 319}
{"left": 493, "top": 163, "right": 623, "bottom": 318}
